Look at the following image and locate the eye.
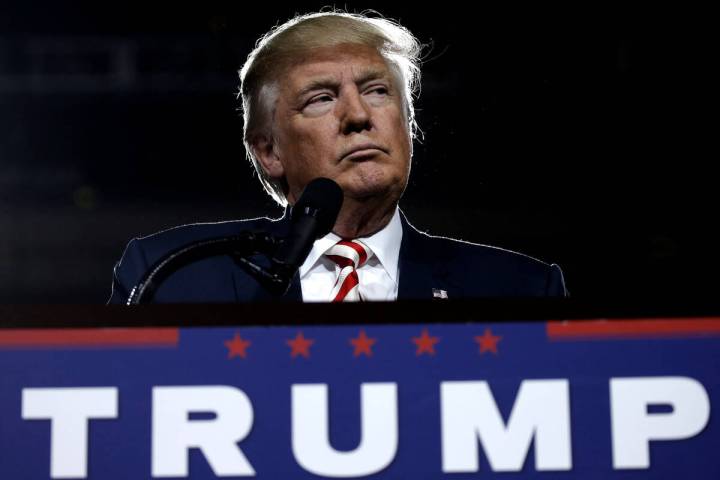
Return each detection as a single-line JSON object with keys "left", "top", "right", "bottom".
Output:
{"left": 307, "top": 94, "right": 333, "bottom": 105}
{"left": 366, "top": 86, "right": 389, "bottom": 96}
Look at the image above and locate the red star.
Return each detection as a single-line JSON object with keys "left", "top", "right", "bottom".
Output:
{"left": 350, "top": 330, "right": 377, "bottom": 357}
{"left": 287, "top": 331, "right": 315, "bottom": 359}
{"left": 412, "top": 328, "right": 440, "bottom": 356}
{"left": 475, "top": 328, "right": 502, "bottom": 355}
{"left": 224, "top": 332, "right": 251, "bottom": 359}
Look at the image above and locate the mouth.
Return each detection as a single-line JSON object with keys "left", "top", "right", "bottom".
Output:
{"left": 340, "top": 143, "right": 388, "bottom": 162}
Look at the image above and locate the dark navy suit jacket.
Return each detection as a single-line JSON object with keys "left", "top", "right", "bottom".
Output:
{"left": 109, "top": 212, "right": 567, "bottom": 304}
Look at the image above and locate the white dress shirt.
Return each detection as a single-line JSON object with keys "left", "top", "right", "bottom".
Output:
{"left": 299, "top": 208, "right": 402, "bottom": 301}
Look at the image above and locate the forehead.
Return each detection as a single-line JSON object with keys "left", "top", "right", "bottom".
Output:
{"left": 280, "top": 44, "right": 393, "bottom": 93}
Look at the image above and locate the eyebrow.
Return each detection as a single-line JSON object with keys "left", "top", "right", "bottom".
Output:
{"left": 354, "top": 68, "right": 389, "bottom": 86}
{"left": 296, "top": 68, "right": 390, "bottom": 98}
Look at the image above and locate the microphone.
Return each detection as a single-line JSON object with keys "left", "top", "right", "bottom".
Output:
{"left": 270, "top": 177, "right": 343, "bottom": 288}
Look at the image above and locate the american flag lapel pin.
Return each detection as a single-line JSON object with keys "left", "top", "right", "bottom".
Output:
{"left": 432, "top": 288, "right": 448, "bottom": 299}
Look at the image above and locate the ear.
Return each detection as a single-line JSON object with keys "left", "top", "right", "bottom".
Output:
{"left": 250, "top": 134, "right": 284, "bottom": 180}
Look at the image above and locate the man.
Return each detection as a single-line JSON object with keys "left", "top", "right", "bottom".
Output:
{"left": 109, "top": 12, "right": 567, "bottom": 304}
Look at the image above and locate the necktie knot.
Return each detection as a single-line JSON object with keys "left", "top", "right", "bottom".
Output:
{"left": 325, "top": 239, "right": 373, "bottom": 269}
{"left": 324, "top": 240, "right": 373, "bottom": 302}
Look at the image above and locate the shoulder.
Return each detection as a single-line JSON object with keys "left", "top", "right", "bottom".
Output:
{"left": 127, "top": 215, "right": 283, "bottom": 265}
{"left": 108, "top": 215, "right": 285, "bottom": 304}
{"left": 401, "top": 216, "right": 568, "bottom": 297}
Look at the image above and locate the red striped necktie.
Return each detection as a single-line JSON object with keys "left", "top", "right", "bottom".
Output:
{"left": 325, "top": 239, "right": 374, "bottom": 302}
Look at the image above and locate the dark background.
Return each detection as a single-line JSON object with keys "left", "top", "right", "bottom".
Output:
{"left": 0, "top": 4, "right": 715, "bottom": 302}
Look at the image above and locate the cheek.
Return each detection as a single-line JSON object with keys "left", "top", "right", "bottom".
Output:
{"left": 382, "top": 105, "right": 409, "bottom": 137}
{"left": 393, "top": 126, "right": 413, "bottom": 178}
{"left": 389, "top": 115, "right": 412, "bottom": 158}
{"left": 296, "top": 125, "right": 337, "bottom": 157}
{"left": 280, "top": 129, "right": 337, "bottom": 180}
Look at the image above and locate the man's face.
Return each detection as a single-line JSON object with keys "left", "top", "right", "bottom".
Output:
{"left": 255, "top": 43, "right": 412, "bottom": 206}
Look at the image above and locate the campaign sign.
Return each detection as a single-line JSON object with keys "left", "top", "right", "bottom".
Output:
{"left": 0, "top": 318, "right": 718, "bottom": 479}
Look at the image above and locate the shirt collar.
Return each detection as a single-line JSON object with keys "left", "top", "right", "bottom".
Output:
{"left": 299, "top": 208, "right": 403, "bottom": 283}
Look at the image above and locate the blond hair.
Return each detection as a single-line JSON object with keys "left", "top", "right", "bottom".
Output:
{"left": 238, "top": 11, "right": 423, "bottom": 205}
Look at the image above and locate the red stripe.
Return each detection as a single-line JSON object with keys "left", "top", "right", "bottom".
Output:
{"left": 337, "top": 240, "right": 368, "bottom": 266}
{"left": 327, "top": 254, "right": 354, "bottom": 268}
{"left": 547, "top": 317, "right": 720, "bottom": 340}
{"left": 0, "top": 328, "right": 179, "bottom": 348}
{"left": 333, "top": 271, "right": 359, "bottom": 302}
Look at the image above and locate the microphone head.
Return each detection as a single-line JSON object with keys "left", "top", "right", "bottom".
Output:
{"left": 293, "top": 177, "right": 343, "bottom": 237}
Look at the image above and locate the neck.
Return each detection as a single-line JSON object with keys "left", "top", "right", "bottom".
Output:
{"left": 331, "top": 197, "right": 397, "bottom": 239}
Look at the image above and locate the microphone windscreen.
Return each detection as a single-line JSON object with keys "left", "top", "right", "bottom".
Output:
{"left": 293, "top": 177, "right": 343, "bottom": 237}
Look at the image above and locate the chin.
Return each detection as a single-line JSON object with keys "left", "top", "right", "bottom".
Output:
{"left": 336, "top": 162, "right": 407, "bottom": 201}
{"left": 343, "top": 180, "right": 404, "bottom": 203}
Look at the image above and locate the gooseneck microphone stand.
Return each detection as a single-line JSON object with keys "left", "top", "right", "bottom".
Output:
{"left": 126, "top": 231, "right": 291, "bottom": 305}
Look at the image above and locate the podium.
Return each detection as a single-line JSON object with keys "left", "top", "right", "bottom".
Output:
{"left": 1, "top": 302, "right": 718, "bottom": 478}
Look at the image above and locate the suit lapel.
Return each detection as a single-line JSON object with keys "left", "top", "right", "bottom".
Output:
{"left": 283, "top": 271, "right": 303, "bottom": 301}
{"left": 276, "top": 213, "right": 304, "bottom": 301}
{"left": 397, "top": 212, "right": 441, "bottom": 300}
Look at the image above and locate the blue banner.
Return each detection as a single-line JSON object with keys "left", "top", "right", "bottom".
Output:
{"left": 1, "top": 318, "right": 718, "bottom": 478}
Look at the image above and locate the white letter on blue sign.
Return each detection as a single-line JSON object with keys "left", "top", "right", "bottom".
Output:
{"left": 292, "top": 383, "right": 398, "bottom": 477}
{"left": 21, "top": 387, "right": 118, "bottom": 479}
{"left": 152, "top": 386, "right": 255, "bottom": 477}
{"left": 440, "top": 380, "right": 572, "bottom": 472}
{"left": 610, "top": 376, "right": 710, "bottom": 469}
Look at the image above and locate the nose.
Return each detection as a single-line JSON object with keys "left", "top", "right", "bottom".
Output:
{"left": 339, "top": 89, "right": 372, "bottom": 135}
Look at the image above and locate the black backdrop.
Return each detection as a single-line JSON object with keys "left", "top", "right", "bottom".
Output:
{"left": 0, "top": 4, "right": 715, "bottom": 302}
